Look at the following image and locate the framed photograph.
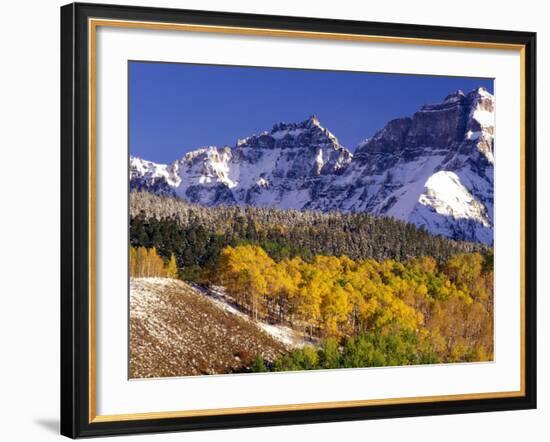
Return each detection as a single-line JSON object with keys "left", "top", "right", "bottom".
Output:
{"left": 60, "top": 2, "right": 537, "bottom": 438}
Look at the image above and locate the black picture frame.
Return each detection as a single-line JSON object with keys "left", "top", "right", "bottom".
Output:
{"left": 61, "top": 2, "right": 537, "bottom": 438}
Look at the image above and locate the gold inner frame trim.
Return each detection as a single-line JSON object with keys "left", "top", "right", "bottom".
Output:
{"left": 88, "top": 17, "right": 527, "bottom": 424}
{"left": 90, "top": 18, "right": 525, "bottom": 50}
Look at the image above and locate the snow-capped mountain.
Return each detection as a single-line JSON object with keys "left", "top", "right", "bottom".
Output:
{"left": 133, "top": 116, "right": 352, "bottom": 209}
{"left": 129, "top": 156, "right": 180, "bottom": 196}
{"left": 130, "top": 88, "right": 495, "bottom": 244}
{"left": 308, "top": 87, "right": 494, "bottom": 244}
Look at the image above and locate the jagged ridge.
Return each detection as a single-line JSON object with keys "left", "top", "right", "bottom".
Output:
{"left": 130, "top": 88, "right": 494, "bottom": 244}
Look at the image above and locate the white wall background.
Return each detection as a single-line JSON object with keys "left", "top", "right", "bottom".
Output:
{"left": 0, "top": 0, "right": 546, "bottom": 440}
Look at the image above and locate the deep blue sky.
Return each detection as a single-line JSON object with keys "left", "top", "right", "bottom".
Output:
{"left": 129, "top": 61, "right": 493, "bottom": 164}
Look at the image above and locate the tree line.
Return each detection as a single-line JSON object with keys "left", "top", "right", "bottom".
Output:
{"left": 217, "top": 246, "right": 493, "bottom": 364}
{"left": 129, "top": 191, "right": 489, "bottom": 271}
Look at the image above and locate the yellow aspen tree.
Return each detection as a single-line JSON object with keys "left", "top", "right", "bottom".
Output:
{"left": 136, "top": 246, "right": 148, "bottom": 277}
{"left": 165, "top": 254, "right": 178, "bottom": 279}
{"left": 129, "top": 246, "right": 136, "bottom": 277}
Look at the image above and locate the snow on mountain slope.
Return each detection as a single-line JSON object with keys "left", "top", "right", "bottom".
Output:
{"left": 409, "top": 171, "right": 492, "bottom": 245}
{"left": 309, "top": 87, "right": 495, "bottom": 243}
{"left": 129, "top": 156, "right": 180, "bottom": 196}
{"left": 130, "top": 88, "right": 495, "bottom": 244}
{"left": 140, "top": 115, "right": 354, "bottom": 209}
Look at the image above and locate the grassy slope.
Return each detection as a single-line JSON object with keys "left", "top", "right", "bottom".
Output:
{"left": 130, "top": 278, "right": 287, "bottom": 378}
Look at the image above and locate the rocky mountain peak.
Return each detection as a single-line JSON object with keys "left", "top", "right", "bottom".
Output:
{"left": 354, "top": 117, "right": 412, "bottom": 159}
{"left": 306, "top": 114, "right": 321, "bottom": 127}
{"left": 309, "top": 87, "right": 495, "bottom": 244}
{"left": 467, "top": 87, "right": 494, "bottom": 120}
{"left": 471, "top": 86, "right": 492, "bottom": 98}
{"left": 130, "top": 87, "right": 495, "bottom": 244}
{"left": 354, "top": 88, "right": 494, "bottom": 156}
{"left": 443, "top": 89, "right": 466, "bottom": 103}
{"left": 235, "top": 115, "right": 345, "bottom": 154}
{"left": 129, "top": 155, "right": 180, "bottom": 196}
{"left": 270, "top": 114, "right": 321, "bottom": 133}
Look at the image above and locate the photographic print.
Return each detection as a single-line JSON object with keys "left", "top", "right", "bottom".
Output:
{"left": 61, "top": 5, "right": 536, "bottom": 436}
{"left": 128, "top": 62, "right": 495, "bottom": 379}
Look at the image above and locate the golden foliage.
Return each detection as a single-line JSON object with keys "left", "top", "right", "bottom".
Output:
{"left": 130, "top": 246, "right": 179, "bottom": 278}
{"left": 215, "top": 246, "right": 493, "bottom": 362}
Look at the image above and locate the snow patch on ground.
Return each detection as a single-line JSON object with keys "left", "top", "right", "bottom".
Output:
{"left": 193, "top": 284, "right": 315, "bottom": 349}
{"left": 130, "top": 278, "right": 290, "bottom": 377}
{"left": 130, "top": 278, "right": 191, "bottom": 350}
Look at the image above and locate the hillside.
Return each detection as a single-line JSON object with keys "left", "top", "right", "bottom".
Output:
{"left": 130, "top": 248, "right": 494, "bottom": 376}
{"left": 130, "top": 278, "right": 295, "bottom": 378}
